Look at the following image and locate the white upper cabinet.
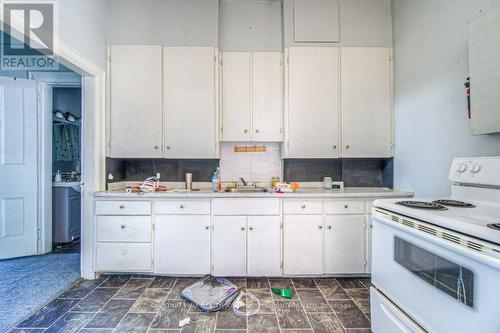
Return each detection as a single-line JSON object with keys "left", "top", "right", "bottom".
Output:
{"left": 252, "top": 52, "right": 283, "bottom": 142}
{"left": 341, "top": 47, "right": 393, "bottom": 157}
{"left": 286, "top": 47, "right": 340, "bottom": 158}
{"left": 163, "top": 47, "right": 217, "bottom": 158}
{"left": 109, "top": 45, "right": 163, "bottom": 158}
{"left": 222, "top": 52, "right": 252, "bottom": 141}
{"left": 293, "top": 0, "right": 339, "bottom": 43}
{"left": 222, "top": 52, "right": 283, "bottom": 142}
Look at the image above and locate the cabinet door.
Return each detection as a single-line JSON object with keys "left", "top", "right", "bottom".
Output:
{"left": 213, "top": 216, "right": 247, "bottom": 276}
{"left": 366, "top": 214, "right": 372, "bottom": 273}
{"left": 324, "top": 215, "right": 365, "bottom": 274}
{"left": 163, "top": 47, "right": 217, "bottom": 158}
{"left": 110, "top": 45, "right": 162, "bottom": 158}
{"left": 252, "top": 52, "right": 283, "bottom": 142}
{"left": 154, "top": 215, "right": 211, "bottom": 275}
{"left": 341, "top": 47, "right": 393, "bottom": 157}
{"left": 287, "top": 47, "right": 340, "bottom": 157}
{"left": 283, "top": 215, "right": 323, "bottom": 275}
{"left": 247, "top": 216, "right": 281, "bottom": 276}
{"left": 222, "top": 53, "right": 251, "bottom": 141}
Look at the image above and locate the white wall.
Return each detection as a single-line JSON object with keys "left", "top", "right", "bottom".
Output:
{"left": 59, "top": 0, "right": 108, "bottom": 69}
{"left": 108, "top": 0, "right": 218, "bottom": 47}
{"left": 283, "top": 0, "right": 393, "bottom": 47}
{"left": 392, "top": 0, "right": 500, "bottom": 197}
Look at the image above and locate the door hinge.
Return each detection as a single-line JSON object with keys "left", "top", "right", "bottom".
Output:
{"left": 37, "top": 228, "right": 41, "bottom": 240}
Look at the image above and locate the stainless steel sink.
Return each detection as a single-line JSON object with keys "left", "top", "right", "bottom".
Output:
{"left": 225, "top": 186, "right": 268, "bottom": 193}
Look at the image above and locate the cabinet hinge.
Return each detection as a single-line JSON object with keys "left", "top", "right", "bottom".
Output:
{"left": 108, "top": 141, "right": 112, "bottom": 148}
{"left": 152, "top": 223, "right": 155, "bottom": 231}
{"left": 220, "top": 59, "right": 223, "bottom": 66}
{"left": 214, "top": 56, "right": 217, "bottom": 63}
{"left": 287, "top": 56, "right": 289, "bottom": 64}
{"left": 280, "top": 260, "right": 283, "bottom": 268}
{"left": 363, "top": 260, "right": 368, "bottom": 266}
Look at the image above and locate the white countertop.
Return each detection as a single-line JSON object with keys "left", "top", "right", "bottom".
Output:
{"left": 95, "top": 187, "right": 413, "bottom": 199}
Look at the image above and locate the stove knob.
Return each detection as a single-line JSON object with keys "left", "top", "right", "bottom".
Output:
{"left": 471, "top": 163, "right": 482, "bottom": 174}
{"left": 456, "top": 162, "right": 467, "bottom": 173}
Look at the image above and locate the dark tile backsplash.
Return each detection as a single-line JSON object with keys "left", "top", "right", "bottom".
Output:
{"left": 106, "top": 158, "right": 219, "bottom": 184}
{"left": 284, "top": 158, "right": 393, "bottom": 188}
{"left": 107, "top": 158, "right": 393, "bottom": 188}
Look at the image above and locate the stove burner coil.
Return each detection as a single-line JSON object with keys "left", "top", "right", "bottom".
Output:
{"left": 487, "top": 224, "right": 500, "bottom": 231}
{"left": 433, "top": 200, "right": 476, "bottom": 208}
{"left": 396, "top": 201, "right": 448, "bottom": 210}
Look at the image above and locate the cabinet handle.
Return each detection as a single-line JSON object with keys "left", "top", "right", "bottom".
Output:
{"left": 243, "top": 129, "right": 248, "bottom": 133}
{"left": 249, "top": 226, "right": 254, "bottom": 231}
{"left": 301, "top": 204, "right": 306, "bottom": 209}
{"left": 154, "top": 145, "right": 159, "bottom": 150}
{"left": 318, "top": 225, "right": 323, "bottom": 229}
{"left": 119, "top": 205, "right": 125, "bottom": 209}
{"left": 120, "top": 224, "right": 126, "bottom": 229}
{"left": 327, "top": 225, "right": 332, "bottom": 230}
{"left": 241, "top": 226, "right": 246, "bottom": 231}
{"left": 344, "top": 204, "right": 349, "bottom": 209}
{"left": 205, "top": 226, "right": 210, "bottom": 230}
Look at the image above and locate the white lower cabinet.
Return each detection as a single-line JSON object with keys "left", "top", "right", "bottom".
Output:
{"left": 213, "top": 216, "right": 247, "bottom": 276}
{"left": 283, "top": 215, "right": 323, "bottom": 275}
{"left": 247, "top": 216, "right": 281, "bottom": 276}
{"left": 96, "top": 243, "right": 152, "bottom": 272}
{"left": 324, "top": 215, "right": 366, "bottom": 274}
{"left": 154, "top": 215, "right": 211, "bottom": 275}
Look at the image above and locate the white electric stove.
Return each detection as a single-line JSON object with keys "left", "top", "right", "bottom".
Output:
{"left": 370, "top": 157, "right": 500, "bottom": 333}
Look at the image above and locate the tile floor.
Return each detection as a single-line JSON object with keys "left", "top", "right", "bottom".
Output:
{"left": 9, "top": 275, "right": 372, "bottom": 333}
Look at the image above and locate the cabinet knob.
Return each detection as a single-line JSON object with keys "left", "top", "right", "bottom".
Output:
{"left": 327, "top": 225, "right": 332, "bottom": 230}
{"left": 345, "top": 145, "right": 350, "bottom": 149}
{"left": 241, "top": 226, "right": 246, "bottom": 231}
{"left": 255, "top": 129, "right": 260, "bottom": 133}
{"left": 243, "top": 129, "right": 248, "bottom": 133}
{"left": 318, "top": 225, "right": 323, "bottom": 229}
{"left": 166, "top": 145, "right": 171, "bottom": 150}
{"left": 344, "top": 204, "right": 349, "bottom": 209}
{"left": 120, "top": 224, "right": 126, "bottom": 229}
{"left": 301, "top": 204, "right": 306, "bottom": 209}
{"left": 249, "top": 226, "right": 254, "bottom": 231}
{"left": 333, "top": 145, "right": 337, "bottom": 150}
{"left": 205, "top": 226, "right": 210, "bottom": 230}
{"left": 119, "top": 205, "right": 125, "bottom": 209}
{"left": 180, "top": 205, "right": 185, "bottom": 209}
{"left": 154, "top": 145, "right": 159, "bottom": 150}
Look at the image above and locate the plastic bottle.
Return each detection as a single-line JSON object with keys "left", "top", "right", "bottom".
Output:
{"left": 212, "top": 168, "right": 220, "bottom": 192}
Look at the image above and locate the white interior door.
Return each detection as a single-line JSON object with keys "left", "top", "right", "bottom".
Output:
{"left": 163, "top": 47, "right": 217, "bottom": 158}
{"left": 286, "top": 47, "right": 340, "bottom": 157}
{"left": 341, "top": 47, "right": 393, "bottom": 157}
{"left": 324, "top": 215, "right": 365, "bottom": 274}
{"left": 154, "top": 215, "right": 211, "bottom": 275}
{"left": 252, "top": 52, "right": 283, "bottom": 142}
{"left": 221, "top": 52, "right": 251, "bottom": 141}
{"left": 283, "top": 215, "right": 323, "bottom": 275}
{"left": 213, "top": 216, "right": 247, "bottom": 276}
{"left": 109, "top": 45, "right": 163, "bottom": 158}
{"left": 247, "top": 216, "right": 281, "bottom": 276}
{"left": 0, "top": 77, "right": 38, "bottom": 259}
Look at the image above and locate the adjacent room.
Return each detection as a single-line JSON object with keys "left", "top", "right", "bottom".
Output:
{"left": 0, "top": 1, "right": 499, "bottom": 332}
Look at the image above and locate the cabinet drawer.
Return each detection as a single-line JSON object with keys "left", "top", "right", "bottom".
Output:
{"left": 96, "top": 243, "right": 152, "bottom": 272}
{"left": 96, "top": 216, "right": 152, "bottom": 242}
{"left": 324, "top": 200, "right": 364, "bottom": 214}
{"left": 155, "top": 200, "right": 210, "bottom": 215}
{"left": 212, "top": 198, "right": 280, "bottom": 215}
{"left": 283, "top": 200, "right": 322, "bottom": 215}
{"left": 95, "top": 201, "right": 151, "bottom": 215}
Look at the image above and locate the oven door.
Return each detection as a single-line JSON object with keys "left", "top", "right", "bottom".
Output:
{"left": 372, "top": 211, "right": 500, "bottom": 333}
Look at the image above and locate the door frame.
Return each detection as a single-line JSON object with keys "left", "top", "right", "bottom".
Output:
{"left": 1, "top": 16, "right": 106, "bottom": 279}
{"left": 28, "top": 72, "right": 82, "bottom": 255}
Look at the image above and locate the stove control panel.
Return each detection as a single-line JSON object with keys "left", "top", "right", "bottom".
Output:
{"left": 449, "top": 157, "right": 500, "bottom": 186}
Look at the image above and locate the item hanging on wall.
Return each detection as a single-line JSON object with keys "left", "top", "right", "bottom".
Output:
{"left": 465, "top": 77, "right": 471, "bottom": 119}
{"left": 234, "top": 145, "right": 267, "bottom": 153}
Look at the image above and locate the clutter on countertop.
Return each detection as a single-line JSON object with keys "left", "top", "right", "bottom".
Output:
{"left": 273, "top": 182, "right": 299, "bottom": 193}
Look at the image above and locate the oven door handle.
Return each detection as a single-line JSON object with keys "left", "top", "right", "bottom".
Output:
{"left": 373, "top": 213, "right": 500, "bottom": 270}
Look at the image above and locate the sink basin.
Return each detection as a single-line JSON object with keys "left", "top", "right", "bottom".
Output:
{"left": 225, "top": 187, "right": 268, "bottom": 193}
